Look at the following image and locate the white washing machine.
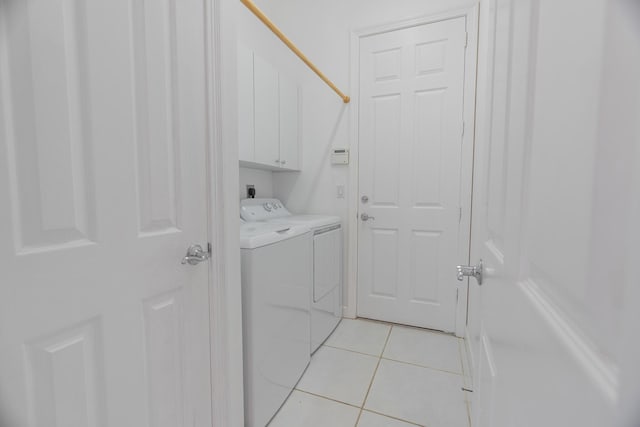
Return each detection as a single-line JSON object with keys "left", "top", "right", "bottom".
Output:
{"left": 240, "top": 221, "right": 312, "bottom": 427}
{"left": 241, "top": 199, "right": 343, "bottom": 353}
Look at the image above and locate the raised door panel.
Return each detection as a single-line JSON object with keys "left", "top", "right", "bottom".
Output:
{"left": 131, "top": 0, "right": 183, "bottom": 237}
{"left": 371, "top": 94, "right": 402, "bottom": 208}
{"left": 237, "top": 43, "right": 255, "bottom": 162}
{"left": 410, "top": 230, "right": 442, "bottom": 304}
{"left": 0, "top": 0, "right": 97, "bottom": 254}
{"left": 278, "top": 76, "right": 299, "bottom": 170}
{"left": 143, "top": 291, "right": 184, "bottom": 427}
{"left": 371, "top": 228, "right": 399, "bottom": 299}
{"left": 526, "top": 0, "right": 614, "bottom": 419}
{"left": 522, "top": 0, "right": 604, "bottom": 337}
{"left": 412, "top": 89, "right": 445, "bottom": 208}
{"left": 24, "top": 319, "right": 105, "bottom": 427}
{"left": 253, "top": 54, "right": 279, "bottom": 167}
{"left": 484, "top": 0, "right": 511, "bottom": 258}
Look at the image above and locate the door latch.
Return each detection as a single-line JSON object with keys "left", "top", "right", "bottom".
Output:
{"left": 456, "top": 260, "right": 483, "bottom": 285}
{"left": 360, "top": 213, "right": 375, "bottom": 221}
{"left": 182, "top": 244, "right": 210, "bottom": 265}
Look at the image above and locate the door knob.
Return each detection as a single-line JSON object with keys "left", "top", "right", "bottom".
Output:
{"left": 361, "top": 213, "right": 375, "bottom": 221}
{"left": 456, "top": 260, "right": 483, "bottom": 285}
{"left": 182, "top": 244, "right": 210, "bottom": 265}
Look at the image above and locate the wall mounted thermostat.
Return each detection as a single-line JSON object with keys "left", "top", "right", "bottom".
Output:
{"left": 331, "top": 148, "right": 350, "bottom": 165}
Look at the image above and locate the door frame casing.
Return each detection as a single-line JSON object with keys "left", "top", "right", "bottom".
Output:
{"left": 346, "top": 5, "right": 479, "bottom": 337}
{"left": 205, "top": 0, "right": 245, "bottom": 425}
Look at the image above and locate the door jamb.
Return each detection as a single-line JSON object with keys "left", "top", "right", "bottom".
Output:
{"left": 346, "top": 6, "right": 479, "bottom": 338}
{"left": 205, "top": 0, "right": 244, "bottom": 425}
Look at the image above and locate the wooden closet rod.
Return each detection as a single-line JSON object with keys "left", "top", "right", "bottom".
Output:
{"left": 240, "top": 0, "right": 350, "bottom": 103}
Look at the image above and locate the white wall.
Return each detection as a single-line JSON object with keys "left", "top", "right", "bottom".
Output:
{"left": 239, "top": 167, "right": 274, "bottom": 200}
{"left": 237, "top": 0, "right": 477, "bottom": 313}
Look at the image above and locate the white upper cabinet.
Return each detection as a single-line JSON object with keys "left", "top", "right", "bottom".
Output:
{"left": 237, "top": 45, "right": 301, "bottom": 171}
{"left": 237, "top": 43, "right": 255, "bottom": 162}
{"left": 278, "top": 76, "right": 300, "bottom": 170}
{"left": 253, "top": 54, "right": 280, "bottom": 167}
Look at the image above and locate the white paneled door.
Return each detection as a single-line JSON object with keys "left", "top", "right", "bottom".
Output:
{"left": 0, "top": 0, "right": 212, "bottom": 426}
{"left": 467, "top": 0, "right": 640, "bottom": 425}
{"left": 357, "top": 17, "right": 470, "bottom": 332}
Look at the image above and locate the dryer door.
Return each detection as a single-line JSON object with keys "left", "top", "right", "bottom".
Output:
{"left": 313, "top": 226, "right": 342, "bottom": 302}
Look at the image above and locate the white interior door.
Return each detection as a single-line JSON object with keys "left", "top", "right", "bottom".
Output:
{"left": 357, "top": 17, "right": 469, "bottom": 332}
{"left": 0, "top": 0, "right": 213, "bottom": 425}
{"left": 467, "top": 0, "right": 640, "bottom": 425}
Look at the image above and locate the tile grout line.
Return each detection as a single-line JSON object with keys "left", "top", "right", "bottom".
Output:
{"left": 458, "top": 338, "right": 473, "bottom": 427}
{"left": 363, "top": 408, "right": 425, "bottom": 427}
{"left": 379, "top": 355, "right": 464, "bottom": 377}
{"left": 323, "top": 343, "right": 384, "bottom": 358}
{"left": 325, "top": 327, "right": 464, "bottom": 376}
{"left": 294, "top": 388, "right": 362, "bottom": 410}
{"left": 353, "top": 324, "right": 394, "bottom": 426}
{"left": 294, "top": 387, "right": 431, "bottom": 426}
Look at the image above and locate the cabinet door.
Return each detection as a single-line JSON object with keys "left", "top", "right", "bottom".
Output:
{"left": 237, "top": 43, "right": 255, "bottom": 162}
{"left": 254, "top": 54, "right": 280, "bottom": 167}
{"left": 279, "top": 76, "right": 300, "bottom": 170}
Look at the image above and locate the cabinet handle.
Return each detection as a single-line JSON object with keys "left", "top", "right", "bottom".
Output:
{"left": 275, "top": 159, "right": 281, "bottom": 163}
{"left": 281, "top": 160, "right": 287, "bottom": 165}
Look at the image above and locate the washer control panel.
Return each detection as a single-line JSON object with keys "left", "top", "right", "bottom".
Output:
{"left": 241, "top": 198, "right": 290, "bottom": 221}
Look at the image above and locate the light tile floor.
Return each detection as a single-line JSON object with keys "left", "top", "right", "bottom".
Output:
{"left": 269, "top": 318, "right": 471, "bottom": 427}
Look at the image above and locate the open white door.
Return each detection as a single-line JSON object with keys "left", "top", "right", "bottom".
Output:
{"left": 0, "top": 0, "right": 214, "bottom": 425}
{"left": 467, "top": 0, "right": 640, "bottom": 425}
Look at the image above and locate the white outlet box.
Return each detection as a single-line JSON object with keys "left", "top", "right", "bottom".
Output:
{"left": 331, "top": 148, "right": 349, "bottom": 165}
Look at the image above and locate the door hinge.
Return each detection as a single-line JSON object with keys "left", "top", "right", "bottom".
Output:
{"left": 461, "top": 121, "right": 465, "bottom": 138}
{"left": 465, "top": 32, "right": 468, "bottom": 47}
{"left": 459, "top": 207, "right": 462, "bottom": 223}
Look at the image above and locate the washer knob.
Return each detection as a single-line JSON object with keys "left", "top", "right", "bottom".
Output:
{"left": 263, "top": 202, "right": 272, "bottom": 212}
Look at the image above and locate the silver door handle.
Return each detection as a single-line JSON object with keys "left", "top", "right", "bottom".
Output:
{"left": 182, "top": 244, "right": 210, "bottom": 265}
{"left": 361, "top": 213, "right": 375, "bottom": 221}
{"left": 456, "top": 260, "right": 483, "bottom": 285}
